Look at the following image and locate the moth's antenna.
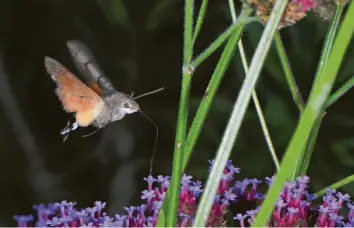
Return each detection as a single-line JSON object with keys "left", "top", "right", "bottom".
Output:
{"left": 82, "top": 127, "right": 101, "bottom": 138}
{"left": 130, "top": 91, "right": 135, "bottom": 98}
{"left": 139, "top": 110, "right": 159, "bottom": 176}
{"left": 133, "top": 87, "right": 164, "bottom": 100}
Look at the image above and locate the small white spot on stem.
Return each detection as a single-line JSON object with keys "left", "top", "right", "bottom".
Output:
{"left": 182, "top": 64, "right": 195, "bottom": 75}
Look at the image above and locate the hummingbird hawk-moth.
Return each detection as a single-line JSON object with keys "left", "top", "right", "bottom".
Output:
{"left": 45, "top": 40, "right": 142, "bottom": 141}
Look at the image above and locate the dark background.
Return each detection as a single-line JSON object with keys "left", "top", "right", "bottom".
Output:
{"left": 0, "top": 0, "right": 354, "bottom": 225}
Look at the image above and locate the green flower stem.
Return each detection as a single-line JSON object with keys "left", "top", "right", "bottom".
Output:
{"left": 183, "top": 9, "right": 251, "bottom": 169}
{"left": 250, "top": 91, "right": 280, "bottom": 170}
{"left": 192, "top": 21, "right": 245, "bottom": 68}
{"left": 253, "top": 94, "right": 280, "bottom": 170}
{"left": 183, "top": 1, "right": 194, "bottom": 64}
{"left": 229, "top": 0, "right": 279, "bottom": 170}
{"left": 193, "top": 0, "right": 289, "bottom": 224}
{"left": 192, "top": 0, "right": 209, "bottom": 45}
{"left": 167, "top": 71, "right": 191, "bottom": 227}
{"left": 166, "top": 0, "right": 193, "bottom": 226}
{"left": 299, "top": 114, "right": 324, "bottom": 176}
{"left": 313, "top": 3, "right": 345, "bottom": 87}
{"left": 314, "top": 173, "right": 354, "bottom": 198}
{"left": 253, "top": 1, "right": 354, "bottom": 226}
{"left": 274, "top": 32, "right": 305, "bottom": 113}
{"left": 291, "top": 113, "right": 324, "bottom": 180}
{"left": 291, "top": 3, "right": 344, "bottom": 179}
{"left": 325, "top": 75, "right": 354, "bottom": 108}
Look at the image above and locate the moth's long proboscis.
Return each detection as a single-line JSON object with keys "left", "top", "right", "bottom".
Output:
{"left": 139, "top": 110, "right": 159, "bottom": 175}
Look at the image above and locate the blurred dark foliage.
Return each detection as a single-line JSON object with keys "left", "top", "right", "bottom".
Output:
{"left": 0, "top": 0, "right": 354, "bottom": 226}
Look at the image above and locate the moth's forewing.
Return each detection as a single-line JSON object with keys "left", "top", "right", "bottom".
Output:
{"left": 44, "top": 56, "right": 105, "bottom": 127}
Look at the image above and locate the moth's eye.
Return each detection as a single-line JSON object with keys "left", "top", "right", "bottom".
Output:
{"left": 122, "top": 102, "right": 129, "bottom": 108}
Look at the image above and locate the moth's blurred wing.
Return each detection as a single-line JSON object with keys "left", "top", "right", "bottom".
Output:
{"left": 66, "top": 39, "right": 116, "bottom": 93}
{"left": 44, "top": 56, "right": 105, "bottom": 127}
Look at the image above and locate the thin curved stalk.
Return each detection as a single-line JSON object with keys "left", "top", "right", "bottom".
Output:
{"left": 229, "top": 0, "right": 279, "bottom": 170}
{"left": 274, "top": 32, "right": 305, "bottom": 113}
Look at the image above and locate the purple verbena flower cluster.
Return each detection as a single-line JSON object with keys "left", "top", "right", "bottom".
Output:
{"left": 234, "top": 176, "right": 315, "bottom": 226}
{"left": 233, "top": 176, "right": 354, "bottom": 227}
{"left": 13, "top": 160, "right": 354, "bottom": 227}
{"left": 317, "top": 189, "right": 353, "bottom": 227}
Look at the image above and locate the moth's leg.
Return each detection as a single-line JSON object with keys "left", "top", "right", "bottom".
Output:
{"left": 60, "top": 120, "right": 73, "bottom": 135}
{"left": 62, "top": 131, "right": 70, "bottom": 142}
{"left": 60, "top": 120, "right": 79, "bottom": 142}
{"left": 71, "top": 122, "right": 78, "bottom": 131}
{"left": 60, "top": 121, "right": 71, "bottom": 142}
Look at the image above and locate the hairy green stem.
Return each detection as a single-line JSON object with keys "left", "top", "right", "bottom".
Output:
{"left": 183, "top": 10, "right": 251, "bottom": 170}
{"left": 192, "top": 0, "right": 209, "bottom": 45}
{"left": 192, "top": 22, "right": 244, "bottom": 68}
{"left": 166, "top": 0, "right": 193, "bottom": 226}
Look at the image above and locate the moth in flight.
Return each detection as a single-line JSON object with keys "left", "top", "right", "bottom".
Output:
{"left": 45, "top": 40, "right": 161, "bottom": 141}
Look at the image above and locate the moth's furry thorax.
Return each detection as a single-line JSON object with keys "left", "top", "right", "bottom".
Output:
{"left": 93, "top": 91, "right": 140, "bottom": 128}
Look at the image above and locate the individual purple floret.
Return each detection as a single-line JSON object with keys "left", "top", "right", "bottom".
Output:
{"left": 46, "top": 216, "right": 62, "bottom": 227}
{"left": 234, "top": 213, "right": 248, "bottom": 227}
{"left": 13, "top": 215, "right": 34, "bottom": 227}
